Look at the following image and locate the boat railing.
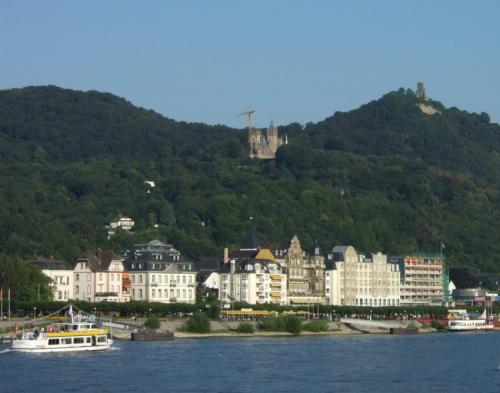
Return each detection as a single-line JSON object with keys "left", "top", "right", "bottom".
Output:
{"left": 21, "top": 331, "right": 48, "bottom": 340}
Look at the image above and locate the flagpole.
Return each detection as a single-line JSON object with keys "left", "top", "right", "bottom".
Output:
{"left": 1, "top": 288, "right": 3, "bottom": 322}
{"left": 8, "top": 288, "right": 11, "bottom": 320}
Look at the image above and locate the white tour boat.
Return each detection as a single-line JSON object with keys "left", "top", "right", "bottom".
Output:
{"left": 446, "top": 309, "right": 494, "bottom": 332}
{"left": 10, "top": 306, "right": 113, "bottom": 353}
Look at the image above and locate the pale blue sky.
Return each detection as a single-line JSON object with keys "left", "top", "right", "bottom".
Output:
{"left": 1, "top": 0, "right": 499, "bottom": 128}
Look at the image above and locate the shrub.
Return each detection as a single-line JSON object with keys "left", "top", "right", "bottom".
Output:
{"left": 431, "top": 319, "right": 444, "bottom": 330}
{"left": 144, "top": 315, "right": 161, "bottom": 330}
{"left": 236, "top": 322, "right": 255, "bottom": 334}
{"left": 261, "top": 316, "right": 286, "bottom": 331}
{"left": 284, "top": 316, "right": 302, "bottom": 335}
{"left": 261, "top": 316, "right": 302, "bottom": 335}
{"left": 185, "top": 313, "right": 210, "bottom": 333}
{"left": 302, "top": 319, "right": 329, "bottom": 332}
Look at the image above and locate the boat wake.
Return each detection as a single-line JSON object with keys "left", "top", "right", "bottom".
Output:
{"left": 0, "top": 348, "right": 12, "bottom": 354}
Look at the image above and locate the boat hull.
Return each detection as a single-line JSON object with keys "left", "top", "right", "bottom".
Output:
{"left": 447, "top": 326, "right": 494, "bottom": 332}
{"left": 9, "top": 343, "right": 112, "bottom": 353}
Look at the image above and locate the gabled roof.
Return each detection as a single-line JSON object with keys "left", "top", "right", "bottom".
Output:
{"left": 331, "top": 246, "right": 351, "bottom": 254}
{"left": 147, "top": 239, "right": 168, "bottom": 247}
{"left": 229, "top": 249, "right": 257, "bottom": 259}
{"left": 165, "top": 264, "right": 182, "bottom": 274}
{"left": 255, "top": 249, "right": 275, "bottom": 261}
{"left": 76, "top": 250, "right": 122, "bottom": 272}
{"left": 32, "top": 258, "right": 74, "bottom": 271}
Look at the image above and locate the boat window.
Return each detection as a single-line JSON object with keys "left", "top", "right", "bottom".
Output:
{"left": 86, "top": 337, "right": 91, "bottom": 343}
{"left": 48, "top": 339, "right": 60, "bottom": 345}
{"left": 73, "top": 337, "right": 84, "bottom": 344}
{"left": 73, "top": 325, "right": 79, "bottom": 330}
{"left": 91, "top": 324, "right": 96, "bottom": 329}
{"left": 63, "top": 338, "right": 72, "bottom": 345}
{"left": 98, "top": 336, "right": 107, "bottom": 343}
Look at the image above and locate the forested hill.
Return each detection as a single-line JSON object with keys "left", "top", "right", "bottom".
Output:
{"left": 0, "top": 85, "right": 499, "bottom": 274}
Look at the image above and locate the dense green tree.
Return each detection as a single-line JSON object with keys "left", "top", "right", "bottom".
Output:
{"left": 0, "top": 86, "right": 498, "bottom": 276}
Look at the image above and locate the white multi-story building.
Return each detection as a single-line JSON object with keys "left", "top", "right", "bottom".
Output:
{"left": 325, "top": 246, "right": 401, "bottom": 307}
{"left": 219, "top": 256, "right": 288, "bottom": 306}
{"left": 390, "top": 254, "right": 445, "bottom": 306}
{"left": 73, "top": 250, "right": 130, "bottom": 303}
{"left": 123, "top": 240, "right": 197, "bottom": 304}
{"left": 107, "top": 216, "right": 135, "bottom": 237}
{"left": 33, "top": 258, "right": 74, "bottom": 301}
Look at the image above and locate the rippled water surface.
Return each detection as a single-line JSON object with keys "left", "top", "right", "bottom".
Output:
{"left": 1, "top": 332, "right": 499, "bottom": 392}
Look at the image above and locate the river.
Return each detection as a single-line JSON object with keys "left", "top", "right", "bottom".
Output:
{"left": 0, "top": 332, "right": 499, "bottom": 392}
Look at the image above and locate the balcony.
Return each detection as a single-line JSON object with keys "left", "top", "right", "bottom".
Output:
{"left": 95, "top": 292, "right": 119, "bottom": 298}
{"left": 150, "top": 282, "right": 158, "bottom": 286}
{"left": 188, "top": 283, "right": 196, "bottom": 287}
{"left": 169, "top": 282, "right": 177, "bottom": 287}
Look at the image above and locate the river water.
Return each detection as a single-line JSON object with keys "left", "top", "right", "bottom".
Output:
{"left": 0, "top": 332, "right": 499, "bottom": 392}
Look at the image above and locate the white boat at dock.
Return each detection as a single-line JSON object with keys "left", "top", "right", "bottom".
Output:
{"left": 10, "top": 306, "right": 112, "bottom": 353}
{"left": 446, "top": 309, "right": 494, "bottom": 332}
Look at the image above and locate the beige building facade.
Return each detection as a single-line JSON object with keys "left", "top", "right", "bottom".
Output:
{"left": 325, "top": 246, "right": 401, "bottom": 307}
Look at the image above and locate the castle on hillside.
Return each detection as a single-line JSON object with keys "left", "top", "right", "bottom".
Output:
{"left": 248, "top": 120, "right": 287, "bottom": 159}
{"left": 238, "top": 109, "right": 287, "bottom": 159}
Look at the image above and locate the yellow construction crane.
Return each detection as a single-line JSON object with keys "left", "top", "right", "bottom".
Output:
{"left": 236, "top": 109, "right": 255, "bottom": 133}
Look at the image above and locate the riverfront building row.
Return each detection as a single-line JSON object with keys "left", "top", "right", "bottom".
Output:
{"left": 35, "top": 236, "right": 449, "bottom": 307}
{"left": 208, "top": 234, "right": 447, "bottom": 307}
{"left": 33, "top": 240, "right": 197, "bottom": 304}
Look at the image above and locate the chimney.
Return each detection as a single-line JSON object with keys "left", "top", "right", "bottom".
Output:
{"left": 223, "top": 247, "right": 229, "bottom": 264}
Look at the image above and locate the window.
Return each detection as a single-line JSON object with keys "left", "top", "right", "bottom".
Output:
{"left": 75, "top": 285, "right": 79, "bottom": 295}
{"left": 98, "top": 336, "right": 107, "bottom": 343}
{"left": 48, "top": 339, "right": 60, "bottom": 345}
{"left": 86, "top": 337, "right": 91, "bottom": 343}
{"left": 73, "top": 337, "right": 84, "bottom": 344}
{"left": 76, "top": 274, "right": 80, "bottom": 281}
{"left": 99, "top": 273, "right": 103, "bottom": 281}
{"left": 152, "top": 289, "right": 156, "bottom": 298}
{"left": 139, "top": 289, "right": 143, "bottom": 298}
{"left": 63, "top": 338, "right": 72, "bottom": 345}
{"left": 139, "top": 275, "right": 143, "bottom": 283}
{"left": 87, "top": 285, "right": 91, "bottom": 294}
{"left": 183, "top": 276, "right": 186, "bottom": 284}
{"left": 87, "top": 273, "right": 91, "bottom": 281}
{"left": 152, "top": 275, "right": 156, "bottom": 283}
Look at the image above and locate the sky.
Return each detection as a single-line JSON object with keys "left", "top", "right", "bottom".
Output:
{"left": 1, "top": 0, "right": 499, "bottom": 128}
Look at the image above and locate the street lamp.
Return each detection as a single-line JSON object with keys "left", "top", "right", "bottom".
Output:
{"left": 93, "top": 307, "right": 97, "bottom": 317}
{"left": 33, "top": 307, "right": 37, "bottom": 319}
